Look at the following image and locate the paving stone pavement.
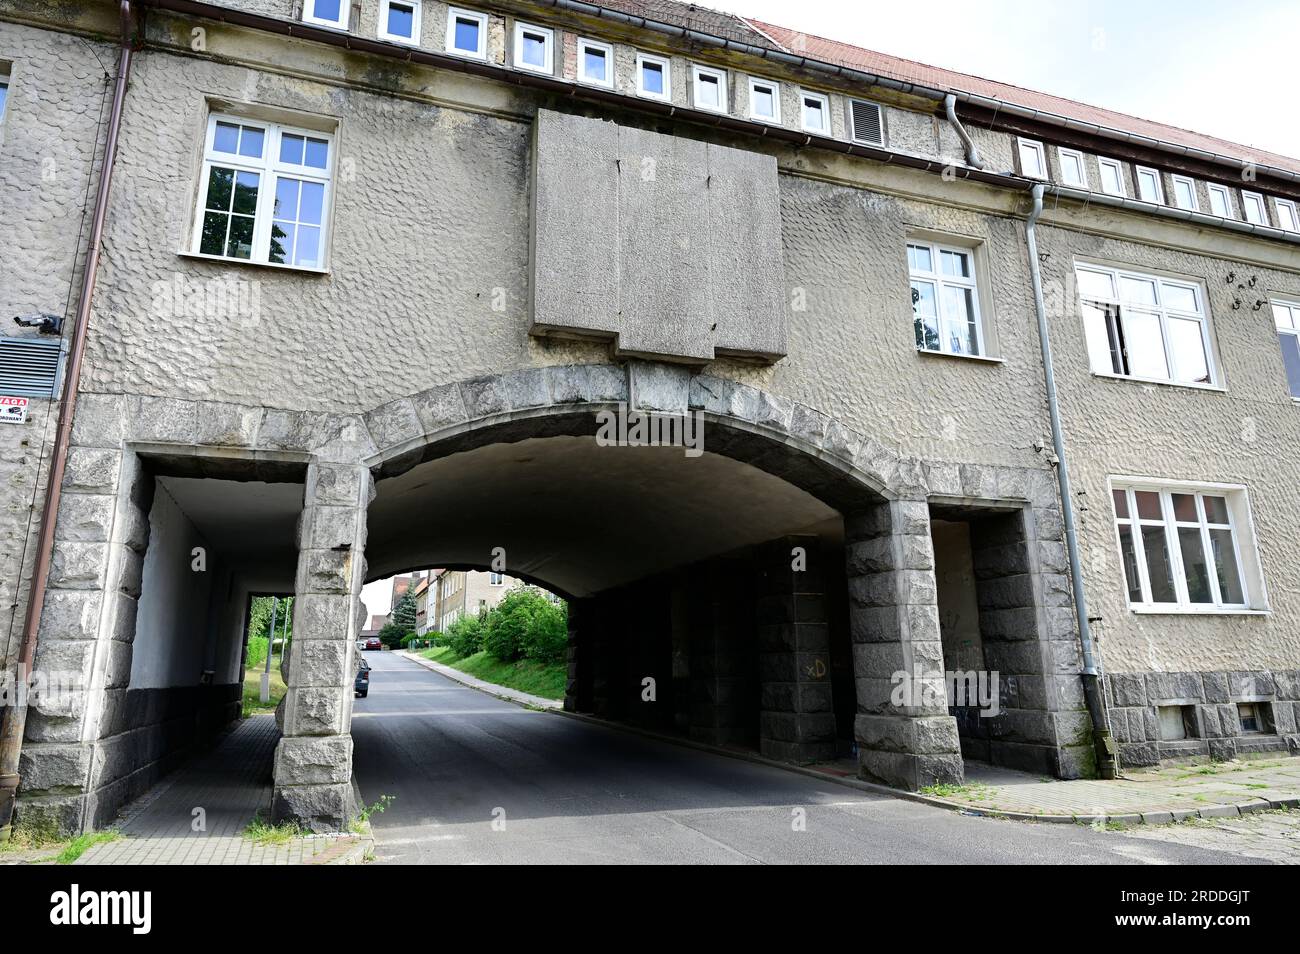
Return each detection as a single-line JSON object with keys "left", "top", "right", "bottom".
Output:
{"left": 75, "top": 715, "right": 365, "bottom": 865}
{"left": 1114, "top": 809, "right": 1300, "bottom": 864}
{"left": 943, "top": 757, "right": 1300, "bottom": 823}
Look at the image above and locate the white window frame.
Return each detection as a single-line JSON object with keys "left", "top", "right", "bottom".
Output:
{"left": 1207, "top": 183, "right": 1232, "bottom": 218}
{"left": 1016, "top": 137, "right": 1046, "bottom": 179}
{"left": 1074, "top": 262, "right": 1217, "bottom": 388}
{"left": 490, "top": 572, "right": 505, "bottom": 585}
{"left": 747, "top": 76, "right": 781, "bottom": 124}
{"left": 1056, "top": 147, "right": 1088, "bottom": 188}
{"left": 1273, "top": 197, "right": 1299, "bottom": 233}
{"left": 512, "top": 21, "right": 554, "bottom": 75}
{"left": 1272, "top": 298, "right": 1300, "bottom": 401}
{"left": 635, "top": 51, "right": 672, "bottom": 102}
{"left": 1097, "top": 156, "right": 1127, "bottom": 197}
{"left": 1135, "top": 165, "right": 1164, "bottom": 204}
{"left": 0, "top": 69, "right": 10, "bottom": 129}
{"left": 446, "top": 7, "right": 489, "bottom": 60}
{"left": 1170, "top": 174, "right": 1199, "bottom": 212}
{"left": 1241, "top": 190, "right": 1268, "bottom": 225}
{"left": 908, "top": 240, "right": 987, "bottom": 358}
{"left": 302, "top": 0, "right": 349, "bottom": 29}
{"left": 690, "top": 63, "right": 727, "bottom": 113}
{"left": 576, "top": 37, "right": 613, "bottom": 88}
{"left": 1109, "top": 478, "right": 1260, "bottom": 614}
{"left": 799, "top": 89, "right": 830, "bottom": 134}
{"left": 188, "top": 113, "right": 335, "bottom": 271}
{"left": 378, "top": 0, "right": 421, "bottom": 45}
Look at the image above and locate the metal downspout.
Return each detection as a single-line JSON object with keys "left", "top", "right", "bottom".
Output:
{"left": 944, "top": 93, "right": 984, "bottom": 169}
{"left": 0, "top": 0, "right": 137, "bottom": 840}
{"left": 1024, "top": 183, "right": 1117, "bottom": 780}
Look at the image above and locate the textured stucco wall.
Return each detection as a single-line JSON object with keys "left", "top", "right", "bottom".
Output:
{"left": 1036, "top": 223, "right": 1300, "bottom": 674}
{"left": 0, "top": 15, "right": 113, "bottom": 670}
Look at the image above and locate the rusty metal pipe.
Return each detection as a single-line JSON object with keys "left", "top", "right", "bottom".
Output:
{"left": 0, "top": 0, "right": 136, "bottom": 840}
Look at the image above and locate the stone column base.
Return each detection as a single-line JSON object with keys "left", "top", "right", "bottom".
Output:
{"left": 856, "top": 714, "right": 964, "bottom": 790}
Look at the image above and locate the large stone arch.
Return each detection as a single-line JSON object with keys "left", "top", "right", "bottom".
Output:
{"left": 23, "top": 362, "right": 1089, "bottom": 833}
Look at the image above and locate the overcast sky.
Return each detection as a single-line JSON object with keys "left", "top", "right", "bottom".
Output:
{"left": 707, "top": 0, "right": 1300, "bottom": 159}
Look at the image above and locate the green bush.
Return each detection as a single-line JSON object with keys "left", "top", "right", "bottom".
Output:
{"left": 444, "top": 614, "right": 484, "bottom": 657}
{"left": 482, "top": 596, "right": 532, "bottom": 661}
{"left": 245, "top": 635, "right": 269, "bottom": 669}
{"left": 522, "top": 599, "right": 568, "bottom": 664}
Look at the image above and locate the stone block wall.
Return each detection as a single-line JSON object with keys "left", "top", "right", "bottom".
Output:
{"left": 1105, "top": 669, "right": 1300, "bottom": 766}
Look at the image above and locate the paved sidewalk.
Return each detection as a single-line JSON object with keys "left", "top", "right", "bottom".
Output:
{"left": 926, "top": 757, "right": 1300, "bottom": 824}
{"left": 75, "top": 715, "right": 366, "bottom": 865}
{"left": 395, "top": 649, "right": 562, "bottom": 709}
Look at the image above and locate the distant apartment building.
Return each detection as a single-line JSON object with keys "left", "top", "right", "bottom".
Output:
{"left": 430, "top": 569, "right": 520, "bottom": 632}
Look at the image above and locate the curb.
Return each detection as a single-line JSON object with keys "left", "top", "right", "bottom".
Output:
{"left": 394, "top": 650, "right": 561, "bottom": 710}
{"left": 393, "top": 652, "right": 1300, "bottom": 829}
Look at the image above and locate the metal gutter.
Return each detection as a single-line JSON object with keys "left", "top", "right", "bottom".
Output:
{"left": 1024, "top": 183, "right": 1117, "bottom": 780}
{"left": 944, "top": 93, "right": 984, "bottom": 170}
{"left": 0, "top": 0, "right": 137, "bottom": 840}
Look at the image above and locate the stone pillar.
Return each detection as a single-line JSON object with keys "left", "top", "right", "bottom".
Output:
{"left": 563, "top": 598, "right": 593, "bottom": 713}
{"left": 846, "top": 499, "right": 963, "bottom": 790}
{"left": 18, "top": 442, "right": 150, "bottom": 833}
{"left": 687, "top": 561, "right": 753, "bottom": 747}
{"left": 756, "top": 537, "right": 836, "bottom": 763}
{"left": 271, "top": 461, "right": 372, "bottom": 832}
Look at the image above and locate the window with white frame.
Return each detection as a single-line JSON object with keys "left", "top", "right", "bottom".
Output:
{"left": 1207, "top": 183, "right": 1232, "bottom": 218}
{"left": 1135, "top": 166, "right": 1164, "bottom": 204}
{"left": 1170, "top": 174, "right": 1198, "bottom": 211}
{"left": 747, "top": 77, "right": 780, "bottom": 123}
{"left": 1272, "top": 300, "right": 1300, "bottom": 399}
{"left": 690, "top": 64, "right": 727, "bottom": 113}
{"left": 191, "top": 114, "right": 333, "bottom": 269}
{"left": 1241, "top": 190, "right": 1267, "bottom": 225}
{"left": 635, "top": 52, "right": 671, "bottom": 101}
{"left": 513, "top": 22, "right": 553, "bottom": 74}
{"left": 1098, "top": 157, "right": 1126, "bottom": 197}
{"left": 302, "top": 0, "right": 348, "bottom": 29}
{"left": 1111, "top": 482, "right": 1253, "bottom": 611}
{"left": 1274, "top": 198, "right": 1299, "bottom": 232}
{"left": 1237, "top": 701, "right": 1273, "bottom": 734}
{"left": 1075, "top": 264, "right": 1214, "bottom": 386}
{"left": 1016, "top": 138, "right": 1046, "bottom": 179}
{"left": 1057, "top": 147, "right": 1087, "bottom": 188}
{"left": 577, "top": 38, "right": 613, "bottom": 87}
{"left": 800, "top": 90, "right": 830, "bottom": 134}
{"left": 378, "top": 0, "right": 421, "bottom": 44}
{"left": 909, "top": 241, "right": 986, "bottom": 357}
{"left": 489, "top": 572, "right": 504, "bottom": 585}
{"left": 0, "top": 70, "right": 9, "bottom": 126}
{"left": 446, "top": 7, "right": 488, "bottom": 59}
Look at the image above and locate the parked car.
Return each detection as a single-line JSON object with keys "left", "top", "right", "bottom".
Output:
{"left": 354, "top": 657, "right": 371, "bottom": 698}
{"left": 364, "top": 636, "right": 382, "bottom": 651}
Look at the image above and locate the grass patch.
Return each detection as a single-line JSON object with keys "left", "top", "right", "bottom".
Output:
{"left": 419, "top": 646, "right": 566, "bottom": 700}
{"left": 243, "top": 814, "right": 302, "bottom": 845}
{"left": 242, "top": 660, "right": 287, "bottom": 717}
{"left": 55, "top": 830, "right": 120, "bottom": 864}
{"left": 918, "top": 782, "right": 993, "bottom": 801}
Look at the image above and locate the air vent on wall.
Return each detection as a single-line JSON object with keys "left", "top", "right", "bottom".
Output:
{"left": 849, "top": 99, "right": 884, "bottom": 146}
{"left": 0, "top": 335, "right": 66, "bottom": 398}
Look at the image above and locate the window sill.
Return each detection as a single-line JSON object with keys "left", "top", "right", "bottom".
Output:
{"left": 177, "top": 251, "right": 330, "bottom": 276}
{"left": 1090, "top": 371, "right": 1225, "bottom": 393}
{"left": 917, "top": 348, "right": 1004, "bottom": 365}
{"left": 1128, "top": 605, "right": 1269, "bottom": 617}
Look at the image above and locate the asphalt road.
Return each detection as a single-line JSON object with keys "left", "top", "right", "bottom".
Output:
{"left": 351, "top": 651, "right": 1257, "bottom": 865}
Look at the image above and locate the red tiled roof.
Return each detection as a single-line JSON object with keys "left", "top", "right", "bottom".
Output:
{"left": 746, "top": 18, "right": 1300, "bottom": 176}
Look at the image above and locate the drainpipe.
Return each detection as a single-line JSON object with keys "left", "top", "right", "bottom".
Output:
{"left": 1024, "top": 183, "right": 1117, "bottom": 780}
{"left": 0, "top": 0, "right": 136, "bottom": 840}
{"left": 943, "top": 93, "right": 984, "bottom": 170}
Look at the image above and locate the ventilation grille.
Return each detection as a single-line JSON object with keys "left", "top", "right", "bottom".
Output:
{"left": 0, "top": 336, "right": 65, "bottom": 398}
{"left": 849, "top": 99, "right": 884, "bottom": 146}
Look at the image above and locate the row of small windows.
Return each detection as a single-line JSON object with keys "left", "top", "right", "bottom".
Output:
{"left": 1016, "top": 137, "right": 1300, "bottom": 232}
{"left": 299, "top": 1, "right": 881, "bottom": 143}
